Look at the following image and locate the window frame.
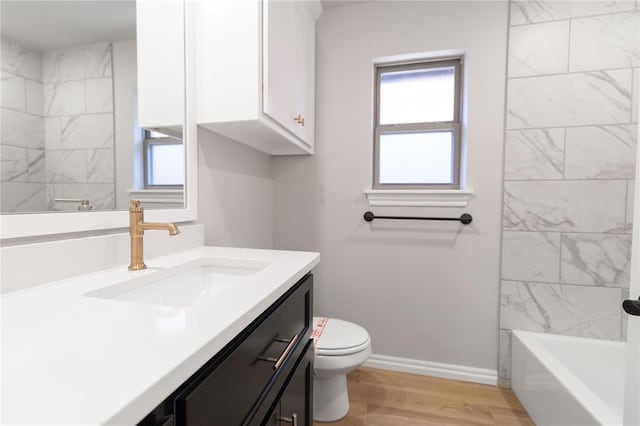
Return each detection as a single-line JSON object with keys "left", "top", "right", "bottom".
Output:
{"left": 373, "top": 57, "right": 463, "bottom": 189}
{"left": 143, "top": 130, "right": 185, "bottom": 189}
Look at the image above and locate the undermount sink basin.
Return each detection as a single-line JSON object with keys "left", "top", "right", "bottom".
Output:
{"left": 85, "top": 258, "right": 271, "bottom": 307}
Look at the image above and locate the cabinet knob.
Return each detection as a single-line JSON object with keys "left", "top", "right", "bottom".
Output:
{"left": 293, "top": 115, "right": 305, "bottom": 126}
{"left": 278, "top": 413, "right": 298, "bottom": 426}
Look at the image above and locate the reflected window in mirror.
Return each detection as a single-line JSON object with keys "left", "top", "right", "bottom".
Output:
{"left": 143, "top": 130, "right": 184, "bottom": 188}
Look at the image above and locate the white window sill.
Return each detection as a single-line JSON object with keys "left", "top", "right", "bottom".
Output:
{"left": 128, "top": 188, "right": 184, "bottom": 207}
{"left": 364, "top": 189, "right": 474, "bottom": 207}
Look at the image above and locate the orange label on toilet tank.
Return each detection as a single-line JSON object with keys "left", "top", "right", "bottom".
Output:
{"left": 312, "top": 317, "right": 329, "bottom": 374}
{"left": 312, "top": 317, "right": 329, "bottom": 342}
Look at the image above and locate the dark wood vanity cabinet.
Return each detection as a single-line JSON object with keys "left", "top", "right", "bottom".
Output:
{"left": 139, "top": 274, "right": 313, "bottom": 426}
{"left": 271, "top": 344, "right": 314, "bottom": 425}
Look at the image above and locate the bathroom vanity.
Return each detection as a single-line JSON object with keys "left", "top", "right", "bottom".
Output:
{"left": 140, "top": 273, "right": 314, "bottom": 425}
{"left": 1, "top": 246, "right": 319, "bottom": 425}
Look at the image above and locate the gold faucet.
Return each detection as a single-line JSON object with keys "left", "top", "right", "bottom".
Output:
{"left": 128, "top": 199, "right": 180, "bottom": 271}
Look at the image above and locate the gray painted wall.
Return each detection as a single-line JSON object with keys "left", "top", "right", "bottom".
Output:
{"left": 499, "top": 0, "right": 638, "bottom": 386}
{"left": 273, "top": 1, "right": 509, "bottom": 372}
{"left": 198, "top": 128, "right": 274, "bottom": 249}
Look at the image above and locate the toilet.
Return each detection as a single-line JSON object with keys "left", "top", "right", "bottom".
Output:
{"left": 312, "top": 317, "right": 371, "bottom": 422}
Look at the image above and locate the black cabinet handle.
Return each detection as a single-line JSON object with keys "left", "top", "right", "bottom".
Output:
{"left": 623, "top": 297, "right": 640, "bottom": 316}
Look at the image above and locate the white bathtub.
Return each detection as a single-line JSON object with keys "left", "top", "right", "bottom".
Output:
{"left": 512, "top": 330, "right": 626, "bottom": 426}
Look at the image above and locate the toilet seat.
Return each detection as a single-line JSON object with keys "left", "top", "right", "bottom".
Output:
{"left": 313, "top": 317, "right": 370, "bottom": 356}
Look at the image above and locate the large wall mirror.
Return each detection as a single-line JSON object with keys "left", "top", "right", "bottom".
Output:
{"left": 0, "top": 0, "right": 197, "bottom": 239}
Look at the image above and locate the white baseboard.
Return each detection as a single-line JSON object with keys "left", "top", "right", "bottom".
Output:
{"left": 364, "top": 353, "right": 497, "bottom": 386}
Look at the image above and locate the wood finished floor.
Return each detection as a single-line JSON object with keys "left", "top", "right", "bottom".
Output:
{"left": 314, "top": 367, "right": 533, "bottom": 426}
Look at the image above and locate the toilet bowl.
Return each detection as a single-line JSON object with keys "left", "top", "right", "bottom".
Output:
{"left": 312, "top": 317, "right": 371, "bottom": 422}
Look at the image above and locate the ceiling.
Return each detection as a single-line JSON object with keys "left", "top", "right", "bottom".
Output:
{"left": 1, "top": 1, "right": 136, "bottom": 52}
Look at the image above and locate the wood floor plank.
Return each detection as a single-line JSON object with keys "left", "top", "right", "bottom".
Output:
{"left": 314, "top": 367, "right": 533, "bottom": 425}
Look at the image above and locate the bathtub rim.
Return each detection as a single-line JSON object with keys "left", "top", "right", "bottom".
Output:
{"left": 512, "top": 330, "right": 623, "bottom": 426}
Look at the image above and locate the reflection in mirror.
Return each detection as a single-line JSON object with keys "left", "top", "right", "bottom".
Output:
{"left": 0, "top": 0, "right": 184, "bottom": 214}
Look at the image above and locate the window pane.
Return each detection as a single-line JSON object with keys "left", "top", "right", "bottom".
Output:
{"left": 379, "top": 131, "right": 453, "bottom": 184}
{"left": 148, "top": 144, "right": 184, "bottom": 186}
{"left": 379, "top": 66, "right": 455, "bottom": 125}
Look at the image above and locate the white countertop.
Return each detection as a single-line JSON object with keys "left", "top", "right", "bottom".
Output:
{"left": 1, "top": 246, "right": 320, "bottom": 425}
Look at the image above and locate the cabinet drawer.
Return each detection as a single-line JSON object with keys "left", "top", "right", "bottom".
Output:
{"left": 175, "top": 275, "right": 313, "bottom": 426}
{"left": 251, "top": 339, "right": 314, "bottom": 426}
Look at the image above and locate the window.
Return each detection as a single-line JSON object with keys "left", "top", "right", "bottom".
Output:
{"left": 144, "top": 130, "right": 185, "bottom": 188}
{"left": 374, "top": 58, "right": 463, "bottom": 189}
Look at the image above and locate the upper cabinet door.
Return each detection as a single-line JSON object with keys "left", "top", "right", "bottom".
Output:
{"left": 290, "top": 1, "right": 316, "bottom": 145}
{"left": 263, "top": 0, "right": 297, "bottom": 135}
{"left": 136, "top": 0, "right": 185, "bottom": 130}
{"left": 197, "top": 0, "right": 321, "bottom": 155}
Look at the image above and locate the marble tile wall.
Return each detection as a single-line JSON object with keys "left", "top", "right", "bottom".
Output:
{"left": 499, "top": 0, "right": 639, "bottom": 386}
{"left": 1, "top": 37, "right": 46, "bottom": 212}
{"left": 1, "top": 39, "right": 116, "bottom": 211}
{"left": 42, "top": 42, "right": 115, "bottom": 210}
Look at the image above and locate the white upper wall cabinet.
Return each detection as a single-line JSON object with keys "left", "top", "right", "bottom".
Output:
{"left": 197, "top": 0, "right": 322, "bottom": 155}
{"left": 136, "top": 0, "right": 185, "bottom": 131}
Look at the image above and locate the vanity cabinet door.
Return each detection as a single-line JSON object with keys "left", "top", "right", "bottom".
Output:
{"left": 248, "top": 339, "right": 313, "bottom": 426}
{"left": 263, "top": 403, "right": 281, "bottom": 426}
{"left": 279, "top": 341, "right": 314, "bottom": 426}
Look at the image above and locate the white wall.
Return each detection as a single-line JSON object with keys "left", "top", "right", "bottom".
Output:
{"left": 274, "top": 1, "right": 508, "bottom": 373}
{"left": 198, "top": 128, "right": 274, "bottom": 249}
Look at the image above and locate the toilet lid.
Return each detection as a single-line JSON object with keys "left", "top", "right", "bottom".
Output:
{"left": 313, "top": 317, "right": 370, "bottom": 356}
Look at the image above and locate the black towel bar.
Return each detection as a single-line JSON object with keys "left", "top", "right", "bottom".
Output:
{"left": 363, "top": 211, "right": 473, "bottom": 225}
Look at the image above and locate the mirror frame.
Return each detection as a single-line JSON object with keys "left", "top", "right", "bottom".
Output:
{"left": 0, "top": 0, "right": 198, "bottom": 240}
